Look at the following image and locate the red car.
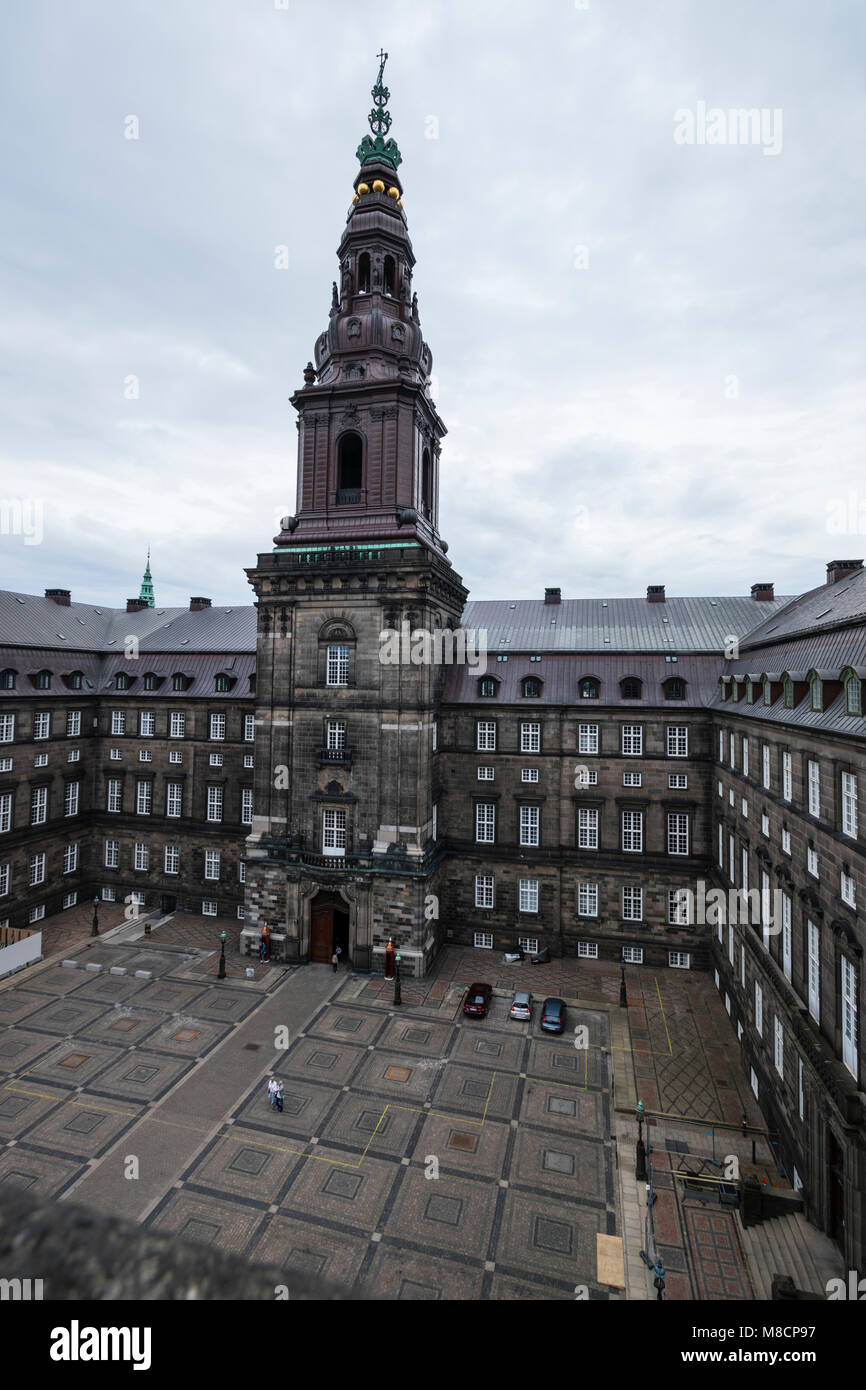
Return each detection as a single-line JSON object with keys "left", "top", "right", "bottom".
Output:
{"left": 463, "top": 982, "right": 493, "bottom": 1018}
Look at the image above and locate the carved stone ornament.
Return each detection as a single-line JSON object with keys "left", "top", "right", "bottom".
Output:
{"left": 392, "top": 323, "right": 406, "bottom": 342}
{"left": 347, "top": 318, "right": 362, "bottom": 339}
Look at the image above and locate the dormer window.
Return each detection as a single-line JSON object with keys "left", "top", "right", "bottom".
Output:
{"left": 783, "top": 675, "right": 794, "bottom": 709}
{"left": 215, "top": 674, "right": 230, "bottom": 693}
{"left": 143, "top": 673, "right": 158, "bottom": 692}
{"left": 763, "top": 677, "right": 772, "bottom": 706}
{"left": 35, "top": 670, "right": 51, "bottom": 690}
{"left": 172, "top": 673, "right": 188, "bottom": 692}
{"left": 68, "top": 671, "right": 83, "bottom": 690}
{"left": 745, "top": 678, "right": 754, "bottom": 703}
{"left": 522, "top": 678, "right": 541, "bottom": 699}
{"left": 664, "top": 677, "right": 686, "bottom": 700}
{"left": 809, "top": 673, "right": 823, "bottom": 712}
{"left": 845, "top": 672, "right": 862, "bottom": 716}
{"left": 580, "top": 677, "right": 600, "bottom": 700}
{"left": 358, "top": 252, "right": 371, "bottom": 294}
{"left": 620, "top": 677, "right": 642, "bottom": 700}
{"left": 479, "top": 677, "right": 497, "bottom": 698}
{"left": 0, "top": 669, "right": 16, "bottom": 690}
{"left": 115, "top": 673, "right": 130, "bottom": 691}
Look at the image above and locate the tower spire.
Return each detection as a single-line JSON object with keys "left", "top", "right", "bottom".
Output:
{"left": 138, "top": 548, "right": 154, "bottom": 608}
{"left": 356, "top": 49, "right": 402, "bottom": 171}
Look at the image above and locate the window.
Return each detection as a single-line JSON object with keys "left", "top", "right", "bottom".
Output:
{"left": 244, "top": 714, "right": 255, "bottom": 742}
{"left": 139, "top": 711, "right": 155, "bottom": 737}
{"left": 668, "top": 773, "right": 687, "bottom": 789}
{"left": 761, "top": 812, "right": 770, "bottom": 838}
{"left": 134, "top": 842, "right": 149, "bottom": 871}
{"left": 719, "top": 729, "right": 725, "bottom": 762}
{"left": 29, "top": 852, "right": 46, "bottom": 886}
{"left": 63, "top": 891, "right": 78, "bottom": 909}
{"left": 577, "top": 807, "right": 598, "bottom": 849}
{"left": 668, "top": 889, "right": 691, "bottom": 925}
{"left": 845, "top": 674, "right": 862, "bottom": 716}
{"left": 621, "top": 810, "right": 643, "bottom": 853}
{"left": 139, "top": 749, "right": 152, "bottom": 762}
{"left": 774, "top": 1017, "right": 784, "bottom": 1078}
{"left": 115, "top": 673, "right": 130, "bottom": 691}
{"left": 431, "top": 803, "right": 438, "bottom": 841}
{"left": 718, "top": 822, "right": 724, "bottom": 867}
{"left": 64, "top": 782, "right": 80, "bottom": 817}
{"left": 841, "top": 955, "right": 858, "bottom": 1078}
{"left": 476, "top": 721, "right": 496, "bottom": 752}
{"left": 167, "top": 712, "right": 185, "bottom": 739}
{"left": 622, "top": 945, "right": 643, "bottom": 963}
{"left": 520, "top": 722, "right": 540, "bottom": 753}
{"left": 742, "top": 738, "right": 749, "bottom": 777}
{"left": 517, "top": 935, "right": 539, "bottom": 956}
{"left": 762, "top": 744, "right": 770, "bottom": 789}
{"left": 28, "top": 905, "right": 45, "bottom": 924}
{"left": 521, "top": 768, "right": 539, "bottom": 783}
{"left": 209, "top": 714, "right": 226, "bottom": 742}
{"left": 0, "top": 670, "right": 16, "bottom": 691}
{"left": 623, "top": 771, "right": 642, "bottom": 787}
{"left": 31, "top": 786, "right": 47, "bottom": 825}
{"left": 136, "top": 781, "right": 152, "bottom": 815}
{"left": 578, "top": 882, "right": 598, "bottom": 916}
{"left": 807, "top": 846, "right": 819, "bottom": 878}
{"left": 431, "top": 721, "right": 438, "bottom": 753}
{"left": 477, "top": 766, "right": 494, "bottom": 781}
{"left": 111, "top": 710, "right": 125, "bottom": 736}
{"left": 479, "top": 678, "right": 496, "bottom": 698}
{"left": 519, "top": 805, "right": 539, "bottom": 847}
{"left": 66, "top": 711, "right": 81, "bottom": 737}
{"left": 522, "top": 678, "right": 541, "bottom": 699}
{"left": 729, "top": 731, "right": 737, "bottom": 769}
{"left": 322, "top": 808, "right": 346, "bottom": 855}
{"left": 34, "top": 712, "right": 50, "bottom": 740}
{"left": 621, "top": 677, "right": 642, "bottom": 699}
{"left": 207, "top": 786, "right": 223, "bottom": 823}
{"left": 665, "top": 678, "right": 686, "bottom": 700}
{"left": 518, "top": 879, "right": 538, "bottom": 913}
{"left": 336, "top": 431, "right": 363, "bottom": 497}
{"left": 0, "top": 714, "right": 14, "bottom": 744}
{"left": 578, "top": 941, "right": 598, "bottom": 958}
{"left": 750, "top": 1068, "right": 759, "bottom": 1098}
{"left": 666, "top": 726, "right": 688, "bottom": 758}
{"left": 798, "top": 1060, "right": 805, "bottom": 1123}
{"left": 577, "top": 768, "right": 598, "bottom": 786}
{"left": 67, "top": 748, "right": 80, "bottom": 763}
{"left": 741, "top": 944, "right": 746, "bottom": 988}
{"left": 243, "top": 754, "right": 254, "bottom": 769}
{"left": 475, "top": 875, "right": 494, "bottom": 908}
{"left": 204, "top": 850, "right": 221, "bottom": 881}
{"left": 239, "top": 862, "right": 246, "bottom": 883}
{"left": 781, "top": 827, "right": 791, "bottom": 855}
{"left": 167, "top": 750, "right": 182, "bottom": 766}
{"left": 237, "top": 905, "right": 246, "bottom": 921}
{"left": 163, "top": 782, "right": 182, "bottom": 818}
{"left": 740, "top": 798, "right": 748, "bottom": 820}
{"left": 104, "top": 839, "right": 119, "bottom": 868}
{"left": 781, "top": 895, "right": 792, "bottom": 980}
{"left": 327, "top": 645, "right": 349, "bottom": 687}
{"left": 475, "top": 803, "right": 495, "bottom": 843}
{"left": 742, "top": 846, "right": 749, "bottom": 888}
{"left": 622, "top": 887, "right": 643, "bottom": 921}
{"left": 209, "top": 753, "right": 223, "bottom": 767}
{"left": 326, "top": 720, "right": 346, "bottom": 752}
{"left": 102, "top": 886, "right": 116, "bottom": 902}
{"left": 164, "top": 844, "right": 179, "bottom": 875}
{"left": 807, "top": 921, "right": 820, "bottom": 1022}
{"left": 202, "top": 900, "right": 218, "bottom": 917}
{"left": 669, "top": 952, "right": 690, "bottom": 969}
{"left": 34, "top": 752, "right": 48, "bottom": 768}
{"left": 474, "top": 931, "right": 493, "bottom": 949}
{"left": 621, "top": 725, "right": 642, "bottom": 756}
{"left": 579, "top": 678, "right": 599, "bottom": 700}
{"left": 754, "top": 982, "right": 763, "bottom": 1037}
{"left": 215, "top": 674, "right": 230, "bottom": 693}
{"left": 783, "top": 676, "right": 794, "bottom": 709}
{"left": 782, "top": 751, "right": 792, "bottom": 802}
{"left": 667, "top": 812, "right": 689, "bottom": 856}
{"left": 241, "top": 789, "right": 253, "bottom": 825}
{"left": 0, "top": 863, "right": 8, "bottom": 896}
{"left": 842, "top": 772, "right": 859, "bottom": 839}
{"left": 728, "top": 923, "right": 735, "bottom": 965}
{"left": 35, "top": 670, "right": 51, "bottom": 690}
{"left": 841, "top": 870, "right": 856, "bottom": 908}
{"left": 578, "top": 724, "right": 598, "bottom": 754}
{"left": 805, "top": 759, "right": 820, "bottom": 817}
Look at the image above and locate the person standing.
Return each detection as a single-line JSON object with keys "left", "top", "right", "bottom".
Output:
{"left": 267, "top": 1076, "right": 276, "bottom": 1108}
{"left": 275, "top": 1080, "right": 284, "bottom": 1113}
{"left": 335, "top": 945, "right": 343, "bottom": 968}
{"left": 331, "top": 951, "right": 339, "bottom": 973}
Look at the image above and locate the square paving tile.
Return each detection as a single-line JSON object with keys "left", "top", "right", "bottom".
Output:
{"left": 186, "top": 1127, "right": 308, "bottom": 1203}
{"left": 249, "top": 1215, "right": 369, "bottom": 1288}
{"left": 147, "top": 1191, "right": 266, "bottom": 1257}
{"left": 27, "top": 1041, "right": 121, "bottom": 1088}
{"left": 26, "top": 1096, "right": 138, "bottom": 1158}
{"left": 84, "top": 1050, "right": 189, "bottom": 1103}
{"left": 360, "top": 1244, "right": 485, "bottom": 1300}
{"left": 0, "top": 1145, "right": 84, "bottom": 1197}
{"left": 280, "top": 1150, "right": 397, "bottom": 1233}
{"left": 0, "top": 990, "right": 49, "bottom": 1023}
{"left": 305, "top": 1006, "right": 383, "bottom": 1046}
{"left": 496, "top": 1188, "right": 609, "bottom": 1285}
{"left": 387, "top": 1169, "right": 498, "bottom": 1256}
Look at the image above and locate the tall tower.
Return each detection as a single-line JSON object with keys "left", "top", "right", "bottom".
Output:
{"left": 139, "top": 550, "right": 154, "bottom": 608}
{"left": 244, "top": 54, "right": 467, "bottom": 975}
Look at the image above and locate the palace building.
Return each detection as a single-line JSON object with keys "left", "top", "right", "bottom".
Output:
{"left": 0, "top": 57, "right": 863, "bottom": 1272}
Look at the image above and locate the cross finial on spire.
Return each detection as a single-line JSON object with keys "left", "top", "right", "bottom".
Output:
{"left": 376, "top": 49, "right": 388, "bottom": 78}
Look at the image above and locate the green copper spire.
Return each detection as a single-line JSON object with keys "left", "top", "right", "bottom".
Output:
{"left": 356, "top": 49, "right": 402, "bottom": 171}
{"left": 138, "top": 549, "right": 154, "bottom": 608}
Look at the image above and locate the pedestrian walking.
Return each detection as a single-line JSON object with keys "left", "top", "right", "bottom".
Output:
{"left": 275, "top": 1081, "right": 284, "bottom": 1113}
{"left": 335, "top": 945, "right": 343, "bottom": 967}
{"left": 331, "top": 951, "right": 338, "bottom": 973}
{"left": 267, "top": 1076, "right": 277, "bottom": 1108}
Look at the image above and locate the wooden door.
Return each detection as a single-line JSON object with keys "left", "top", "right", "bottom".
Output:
{"left": 310, "top": 906, "right": 333, "bottom": 963}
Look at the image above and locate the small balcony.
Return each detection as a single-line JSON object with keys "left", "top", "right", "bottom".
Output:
{"left": 335, "top": 488, "right": 365, "bottom": 507}
{"left": 318, "top": 746, "right": 354, "bottom": 767}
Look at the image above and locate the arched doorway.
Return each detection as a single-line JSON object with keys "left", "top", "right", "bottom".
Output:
{"left": 309, "top": 891, "right": 350, "bottom": 964}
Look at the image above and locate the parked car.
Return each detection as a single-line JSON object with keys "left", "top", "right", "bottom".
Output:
{"left": 540, "top": 996, "right": 566, "bottom": 1033}
{"left": 463, "top": 982, "right": 493, "bottom": 1018}
{"left": 510, "top": 989, "right": 532, "bottom": 1021}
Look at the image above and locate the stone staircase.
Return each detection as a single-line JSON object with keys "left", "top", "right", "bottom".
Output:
{"left": 738, "top": 1210, "right": 845, "bottom": 1299}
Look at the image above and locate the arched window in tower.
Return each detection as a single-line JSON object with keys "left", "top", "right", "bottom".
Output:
{"left": 358, "top": 253, "right": 371, "bottom": 295}
{"left": 383, "top": 255, "right": 395, "bottom": 297}
{"left": 337, "top": 432, "right": 363, "bottom": 504}
{"left": 421, "top": 448, "right": 432, "bottom": 518}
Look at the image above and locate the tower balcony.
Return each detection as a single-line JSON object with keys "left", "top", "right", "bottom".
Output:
{"left": 335, "top": 488, "right": 366, "bottom": 507}
{"left": 318, "top": 746, "right": 354, "bottom": 767}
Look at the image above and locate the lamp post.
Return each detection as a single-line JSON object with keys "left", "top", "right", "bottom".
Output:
{"left": 635, "top": 1099, "right": 647, "bottom": 1180}
{"left": 217, "top": 929, "right": 227, "bottom": 980}
{"left": 619, "top": 965, "right": 628, "bottom": 1008}
{"left": 394, "top": 952, "right": 402, "bottom": 1006}
{"left": 90, "top": 896, "right": 99, "bottom": 938}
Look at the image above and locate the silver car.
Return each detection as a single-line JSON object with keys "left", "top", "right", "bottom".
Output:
{"left": 510, "top": 989, "right": 531, "bottom": 1021}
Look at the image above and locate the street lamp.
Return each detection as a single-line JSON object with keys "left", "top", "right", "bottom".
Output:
{"left": 90, "top": 896, "right": 99, "bottom": 938}
{"left": 217, "top": 929, "right": 227, "bottom": 980}
{"left": 394, "top": 952, "right": 402, "bottom": 1006}
{"left": 635, "top": 1099, "right": 647, "bottom": 1180}
{"left": 619, "top": 965, "right": 628, "bottom": 1008}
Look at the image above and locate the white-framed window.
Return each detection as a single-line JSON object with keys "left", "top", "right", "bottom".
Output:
{"left": 29, "top": 852, "right": 46, "bottom": 886}
{"left": 327, "top": 719, "right": 346, "bottom": 751}
{"left": 326, "top": 645, "right": 349, "bottom": 687}
{"left": 207, "top": 786, "right": 223, "bottom": 823}
{"left": 577, "top": 807, "right": 598, "bottom": 850}
{"left": 28, "top": 905, "right": 45, "bottom": 924}
{"left": 729, "top": 731, "right": 736, "bottom": 768}
{"left": 577, "top": 768, "right": 598, "bottom": 786}
{"left": 519, "top": 805, "right": 540, "bottom": 847}
{"left": 774, "top": 1017, "right": 784, "bottom": 1078}
{"left": 807, "top": 846, "right": 819, "bottom": 878}
{"left": 431, "top": 721, "right": 437, "bottom": 753}
{"left": 577, "top": 881, "right": 598, "bottom": 916}
{"left": 0, "top": 714, "right": 14, "bottom": 743}
{"left": 0, "top": 757, "right": 11, "bottom": 773}
{"left": 518, "top": 935, "right": 539, "bottom": 953}
{"left": 742, "top": 737, "right": 749, "bottom": 777}
{"left": 474, "top": 931, "right": 493, "bottom": 950}
{"left": 842, "top": 772, "right": 859, "bottom": 839}
{"left": 622, "top": 945, "right": 643, "bottom": 963}
{"left": 519, "top": 879, "right": 538, "bottom": 913}
{"left": 761, "top": 870, "right": 771, "bottom": 950}
{"left": 622, "top": 886, "right": 643, "bottom": 921}
{"left": 798, "top": 1058, "right": 805, "bottom": 1122}
{"left": 741, "top": 798, "right": 748, "bottom": 819}
{"left": 476, "top": 721, "right": 496, "bottom": 752}
{"left": 728, "top": 922, "right": 735, "bottom": 965}
{"left": 667, "top": 812, "right": 689, "bottom": 856}
{"left": 669, "top": 951, "right": 690, "bottom": 969}
{"left": 755, "top": 981, "right": 763, "bottom": 1036}
{"left": 718, "top": 780, "right": 724, "bottom": 798}
{"left": 521, "top": 768, "right": 539, "bottom": 783}
{"left": 667, "top": 726, "right": 688, "bottom": 758}
{"left": 67, "top": 748, "right": 80, "bottom": 763}
{"left": 782, "top": 751, "right": 792, "bottom": 803}
{"left": 170, "top": 711, "right": 185, "bottom": 739}
{"left": 475, "top": 874, "right": 494, "bottom": 908}
{"left": 762, "top": 743, "right": 771, "bottom": 789}
{"left": 136, "top": 780, "right": 152, "bottom": 815}
{"left": 209, "top": 753, "right": 223, "bottom": 767}
{"left": 244, "top": 713, "right": 255, "bottom": 742}
{"left": 432, "top": 803, "right": 438, "bottom": 841}
{"left": 204, "top": 850, "right": 221, "bottom": 881}
{"left": 111, "top": 710, "right": 125, "bottom": 736}
{"left": 166, "top": 782, "right": 183, "bottom": 818}
{"left": 140, "top": 711, "right": 155, "bottom": 737}
{"left": 34, "top": 712, "right": 50, "bottom": 740}
{"left": 62, "top": 891, "right": 77, "bottom": 909}
{"left": 741, "top": 944, "right": 746, "bottom": 989}
{"left": 669, "top": 773, "right": 688, "bottom": 789}
{"left": 134, "top": 842, "right": 149, "bottom": 871}
{"left": 243, "top": 754, "right": 254, "bottom": 768}
{"left": 164, "top": 844, "right": 179, "bottom": 875}
{"left": 577, "top": 941, "right": 598, "bottom": 958}
{"left": 110, "top": 748, "right": 122, "bottom": 761}
{"left": 622, "top": 809, "right": 643, "bottom": 853}
{"left": 241, "top": 788, "right": 253, "bottom": 825}
{"left": 668, "top": 888, "right": 691, "bottom": 925}
{"left": 477, "top": 766, "right": 494, "bottom": 781}
{"left": 102, "top": 886, "right": 116, "bottom": 902}
{"left": 719, "top": 729, "right": 725, "bottom": 762}
{"left": 66, "top": 711, "right": 81, "bottom": 737}
{"left": 34, "top": 752, "right": 48, "bottom": 768}
{"left": 169, "top": 750, "right": 182, "bottom": 764}
{"left": 64, "top": 782, "right": 80, "bottom": 817}
{"left": 841, "top": 955, "right": 858, "bottom": 1078}
{"left": 761, "top": 812, "right": 770, "bottom": 838}
{"left": 729, "top": 788, "right": 735, "bottom": 807}
{"left": 209, "top": 713, "right": 226, "bottom": 742}
{"left": 742, "top": 845, "right": 749, "bottom": 889}
{"left": 782, "top": 894, "right": 792, "bottom": 980}
{"left": 781, "top": 827, "right": 791, "bottom": 855}
{"left": 520, "top": 722, "right": 540, "bottom": 754}
{"left": 578, "top": 724, "right": 598, "bottom": 755}
{"left": 322, "top": 807, "right": 346, "bottom": 856}
{"left": 717, "top": 822, "right": 724, "bottom": 867}
{"left": 808, "top": 760, "right": 820, "bottom": 817}
{"left": 31, "top": 786, "right": 47, "bottom": 825}
{"left": 236, "top": 905, "right": 245, "bottom": 920}
{"left": 202, "top": 900, "right": 218, "bottom": 917}
{"left": 104, "top": 838, "right": 119, "bottom": 868}
{"left": 807, "top": 920, "right": 820, "bottom": 1023}
{"left": 239, "top": 862, "right": 245, "bottom": 883}
{"left": 129, "top": 890, "right": 145, "bottom": 908}
{"left": 623, "top": 771, "right": 642, "bottom": 787}
{"left": 0, "top": 863, "right": 8, "bottom": 896}
{"left": 621, "top": 724, "right": 642, "bottom": 756}
{"left": 750, "top": 1067, "right": 759, "bottom": 1098}
{"left": 140, "top": 749, "right": 154, "bottom": 763}
{"left": 475, "top": 803, "right": 495, "bottom": 843}
{"left": 841, "top": 870, "right": 856, "bottom": 908}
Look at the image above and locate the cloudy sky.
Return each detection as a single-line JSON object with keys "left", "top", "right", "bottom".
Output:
{"left": 1, "top": 0, "right": 864, "bottom": 609}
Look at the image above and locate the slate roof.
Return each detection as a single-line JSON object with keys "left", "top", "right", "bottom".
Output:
{"left": 741, "top": 566, "right": 866, "bottom": 648}
{"left": 0, "top": 590, "right": 257, "bottom": 653}
{"left": 441, "top": 652, "right": 722, "bottom": 706}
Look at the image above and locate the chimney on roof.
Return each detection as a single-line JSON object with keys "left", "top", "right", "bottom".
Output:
{"left": 544, "top": 588, "right": 561, "bottom": 605}
{"left": 45, "top": 588, "right": 71, "bottom": 606}
{"left": 647, "top": 585, "right": 665, "bottom": 603}
{"left": 826, "top": 559, "right": 863, "bottom": 585}
{"left": 126, "top": 597, "right": 148, "bottom": 612}
{"left": 750, "top": 582, "right": 775, "bottom": 601}
{"left": 189, "top": 596, "right": 212, "bottom": 611}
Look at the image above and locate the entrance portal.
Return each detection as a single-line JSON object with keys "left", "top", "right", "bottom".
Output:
{"left": 309, "top": 893, "right": 350, "bottom": 964}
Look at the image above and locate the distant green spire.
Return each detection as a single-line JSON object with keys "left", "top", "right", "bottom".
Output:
{"left": 139, "top": 549, "right": 154, "bottom": 608}
{"left": 356, "top": 49, "right": 402, "bottom": 171}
